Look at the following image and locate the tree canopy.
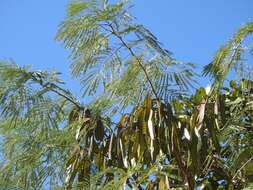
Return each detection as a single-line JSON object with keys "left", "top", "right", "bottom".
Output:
{"left": 0, "top": 0, "right": 253, "bottom": 189}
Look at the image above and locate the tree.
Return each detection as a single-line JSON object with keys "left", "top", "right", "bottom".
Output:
{"left": 0, "top": 0, "right": 253, "bottom": 189}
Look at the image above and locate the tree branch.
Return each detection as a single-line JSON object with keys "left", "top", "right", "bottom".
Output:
{"left": 31, "top": 74, "right": 82, "bottom": 109}
{"left": 107, "top": 23, "right": 159, "bottom": 99}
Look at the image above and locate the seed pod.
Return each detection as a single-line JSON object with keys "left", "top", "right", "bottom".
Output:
{"left": 95, "top": 118, "right": 104, "bottom": 141}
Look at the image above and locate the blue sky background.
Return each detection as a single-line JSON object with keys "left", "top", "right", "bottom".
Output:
{"left": 0, "top": 0, "right": 253, "bottom": 96}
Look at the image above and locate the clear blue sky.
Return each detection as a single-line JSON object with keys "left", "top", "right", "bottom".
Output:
{"left": 0, "top": 0, "right": 253, "bottom": 94}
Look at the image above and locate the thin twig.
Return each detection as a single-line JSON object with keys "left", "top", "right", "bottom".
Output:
{"left": 232, "top": 155, "right": 253, "bottom": 180}
{"left": 50, "top": 88, "right": 81, "bottom": 109}
{"left": 31, "top": 74, "right": 82, "bottom": 109}
{"left": 107, "top": 23, "right": 159, "bottom": 99}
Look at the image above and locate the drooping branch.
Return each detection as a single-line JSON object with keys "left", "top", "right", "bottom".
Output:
{"left": 31, "top": 72, "right": 82, "bottom": 109}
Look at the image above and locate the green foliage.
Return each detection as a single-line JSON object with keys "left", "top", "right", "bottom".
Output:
{"left": 0, "top": 0, "right": 253, "bottom": 190}
{"left": 203, "top": 22, "right": 253, "bottom": 94}
{"left": 56, "top": 0, "right": 196, "bottom": 106}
